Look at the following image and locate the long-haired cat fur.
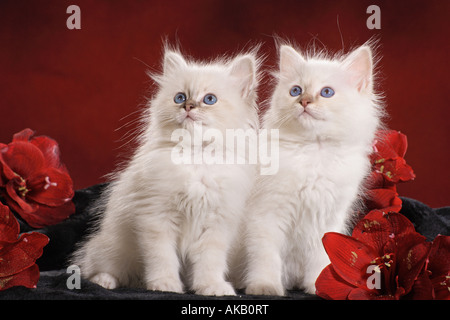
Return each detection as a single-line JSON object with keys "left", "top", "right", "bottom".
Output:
{"left": 241, "top": 42, "right": 384, "bottom": 295}
{"left": 72, "top": 45, "right": 261, "bottom": 296}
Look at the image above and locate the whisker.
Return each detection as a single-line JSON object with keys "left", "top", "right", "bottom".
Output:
{"left": 336, "top": 15, "right": 345, "bottom": 53}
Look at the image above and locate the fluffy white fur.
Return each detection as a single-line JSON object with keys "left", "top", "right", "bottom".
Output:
{"left": 240, "top": 43, "right": 383, "bottom": 295}
{"left": 72, "top": 47, "right": 260, "bottom": 296}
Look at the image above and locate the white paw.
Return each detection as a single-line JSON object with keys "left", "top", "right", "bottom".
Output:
{"left": 302, "top": 282, "right": 317, "bottom": 295}
{"left": 147, "top": 279, "right": 184, "bottom": 294}
{"left": 245, "top": 282, "right": 284, "bottom": 296}
{"left": 90, "top": 272, "right": 119, "bottom": 289}
{"left": 194, "top": 281, "right": 236, "bottom": 296}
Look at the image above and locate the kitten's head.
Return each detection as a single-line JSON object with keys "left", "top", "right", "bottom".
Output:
{"left": 266, "top": 43, "right": 383, "bottom": 145}
{"left": 148, "top": 47, "right": 260, "bottom": 137}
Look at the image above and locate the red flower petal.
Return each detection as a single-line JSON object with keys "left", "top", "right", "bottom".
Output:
{"left": 4, "top": 180, "right": 39, "bottom": 214}
{"left": 30, "top": 136, "right": 67, "bottom": 171}
{"left": 315, "top": 264, "right": 356, "bottom": 300}
{"left": 11, "top": 128, "right": 35, "bottom": 142}
{"left": 365, "top": 189, "right": 402, "bottom": 213}
{"left": 365, "top": 171, "right": 397, "bottom": 191}
{"left": 27, "top": 168, "right": 74, "bottom": 207}
{"left": 0, "top": 152, "right": 20, "bottom": 182}
{"left": 428, "top": 235, "right": 450, "bottom": 278}
{"left": 12, "top": 129, "right": 67, "bottom": 172}
{"left": 0, "top": 264, "right": 40, "bottom": 291}
{"left": 20, "top": 200, "right": 75, "bottom": 228}
{"left": 381, "top": 211, "right": 421, "bottom": 240}
{"left": 0, "top": 141, "right": 45, "bottom": 179}
{"left": 0, "top": 143, "right": 16, "bottom": 185}
{"left": 431, "top": 275, "right": 450, "bottom": 300}
{"left": 352, "top": 210, "right": 397, "bottom": 252}
{"left": 0, "top": 232, "right": 48, "bottom": 278}
{"left": 408, "top": 270, "right": 434, "bottom": 300}
{"left": 322, "top": 232, "right": 377, "bottom": 288}
{"left": 427, "top": 235, "right": 450, "bottom": 300}
{"left": 347, "top": 287, "right": 397, "bottom": 300}
{"left": 0, "top": 203, "right": 20, "bottom": 242}
{"left": 354, "top": 211, "right": 418, "bottom": 244}
{"left": 394, "top": 235, "right": 430, "bottom": 294}
{"left": 375, "top": 130, "right": 408, "bottom": 159}
{"left": 374, "top": 157, "right": 415, "bottom": 183}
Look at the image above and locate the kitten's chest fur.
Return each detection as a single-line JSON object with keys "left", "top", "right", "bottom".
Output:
{"left": 141, "top": 145, "right": 254, "bottom": 224}
{"left": 278, "top": 142, "right": 368, "bottom": 229}
{"left": 172, "top": 165, "right": 226, "bottom": 216}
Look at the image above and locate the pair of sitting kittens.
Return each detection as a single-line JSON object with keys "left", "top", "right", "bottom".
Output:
{"left": 72, "top": 41, "right": 383, "bottom": 296}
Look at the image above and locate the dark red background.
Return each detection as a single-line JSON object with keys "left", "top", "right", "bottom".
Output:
{"left": 0, "top": 0, "right": 448, "bottom": 207}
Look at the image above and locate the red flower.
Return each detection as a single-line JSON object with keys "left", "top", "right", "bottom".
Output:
{"left": 0, "top": 203, "right": 49, "bottom": 290}
{"left": 371, "top": 130, "right": 415, "bottom": 184}
{"left": 315, "top": 210, "right": 449, "bottom": 300}
{"left": 362, "top": 130, "right": 416, "bottom": 215}
{"left": 365, "top": 187, "right": 403, "bottom": 213}
{"left": 316, "top": 129, "right": 448, "bottom": 300}
{"left": 0, "top": 129, "right": 75, "bottom": 228}
{"left": 410, "top": 235, "right": 450, "bottom": 300}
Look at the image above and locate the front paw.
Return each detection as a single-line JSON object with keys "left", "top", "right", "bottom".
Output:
{"left": 147, "top": 279, "right": 184, "bottom": 294}
{"left": 302, "top": 282, "right": 317, "bottom": 295}
{"left": 245, "top": 282, "right": 284, "bottom": 296}
{"left": 90, "top": 272, "right": 119, "bottom": 289}
{"left": 194, "top": 281, "right": 236, "bottom": 296}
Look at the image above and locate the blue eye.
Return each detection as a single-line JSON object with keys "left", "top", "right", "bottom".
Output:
{"left": 320, "top": 87, "right": 335, "bottom": 98}
{"left": 203, "top": 94, "right": 217, "bottom": 105}
{"left": 174, "top": 92, "right": 186, "bottom": 104}
{"left": 290, "top": 86, "right": 302, "bottom": 97}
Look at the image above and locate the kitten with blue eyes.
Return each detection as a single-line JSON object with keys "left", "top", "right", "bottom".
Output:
{"left": 72, "top": 46, "right": 260, "bottom": 296}
{"left": 241, "top": 43, "right": 383, "bottom": 295}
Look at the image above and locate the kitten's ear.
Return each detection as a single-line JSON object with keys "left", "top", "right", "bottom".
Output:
{"left": 229, "top": 55, "right": 257, "bottom": 98}
{"left": 279, "top": 45, "right": 306, "bottom": 75}
{"left": 342, "top": 46, "right": 373, "bottom": 92}
{"left": 163, "top": 50, "right": 187, "bottom": 75}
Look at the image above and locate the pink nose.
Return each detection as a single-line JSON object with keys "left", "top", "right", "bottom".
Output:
{"left": 301, "top": 98, "right": 311, "bottom": 107}
{"left": 184, "top": 99, "right": 197, "bottom": 112}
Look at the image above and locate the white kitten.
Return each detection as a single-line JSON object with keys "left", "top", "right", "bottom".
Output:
{"left": 72, "top": 46, "right": 260, "bottom": 296}
{"left": 242, "top": 43, "right": 383, "bottom": 295}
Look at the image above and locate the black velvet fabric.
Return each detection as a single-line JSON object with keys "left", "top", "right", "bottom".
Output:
{"left": 0, "top": 184, "right": 448, "bottom": 300}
